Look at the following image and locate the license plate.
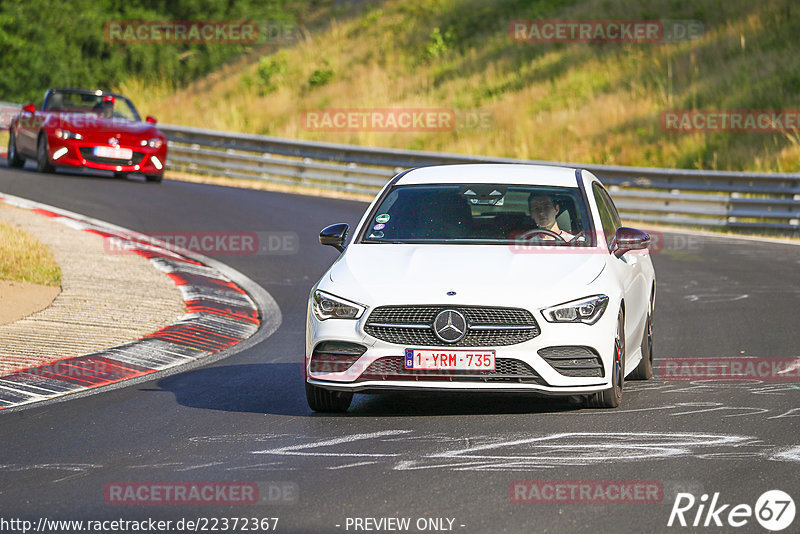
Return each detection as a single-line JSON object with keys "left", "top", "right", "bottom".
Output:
{"left": 94, "top": 146, "right": 133, "bottom": 160}
{"left": 404, "top": 349, "right": 496, "bottom": 371}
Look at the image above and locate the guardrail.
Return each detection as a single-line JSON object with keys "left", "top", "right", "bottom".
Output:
{"left": 0, "top": 101, "right": 21, "bottom": 129}
{"left": 161, "top": 124, "right": 800, "bottom": 236}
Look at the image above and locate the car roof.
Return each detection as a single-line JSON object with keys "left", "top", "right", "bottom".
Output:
{"left": 395, "top": 164, "right": 581, "bottom": 187}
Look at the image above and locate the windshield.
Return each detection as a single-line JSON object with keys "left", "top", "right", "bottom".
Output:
{"left": 43, "top": 91, "right": 141, "bottom": 121}
{"left": 359, "top": 183, "right": 594, "bottom": 246}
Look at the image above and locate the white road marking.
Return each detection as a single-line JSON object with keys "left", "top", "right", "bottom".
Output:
{"left": 252, "top": 430, "right": 412, "bottom": 458}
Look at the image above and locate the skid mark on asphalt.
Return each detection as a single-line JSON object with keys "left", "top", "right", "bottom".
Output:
{"left": 771, "top": 446, "right": 800, "bottom": 462}
{"left": 252, "top": 430, "right": 413, "bottom": 458}
{"left": 235, "top": 431, "right": 777, "bottom": 472}
{"left": 626, "top": 379, "right": 800, "bottom": 397}
{"left": 4, "top": 430, "right": 798, "bottom": 478}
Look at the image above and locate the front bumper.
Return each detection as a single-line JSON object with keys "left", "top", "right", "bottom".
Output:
{"left": 305, "top": 304, "right": 617, "bottom": 395}
{"left": 48, "top": 138, "right": 166, "bottom": 174}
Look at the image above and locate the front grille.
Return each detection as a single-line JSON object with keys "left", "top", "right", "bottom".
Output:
{"left": 309, "top": 341, "right": 367, "bottom": 374}
{"left": 538, "top": 346, "right": 604, "bottom": 377}
{"left": 79, "top": 147, "right": 144, "bottom": 166}
{"left": 364, "top": 305, "right": 540, "bottom": 347}
{"left": 357, "top": 356, "right": 548, "bottom": 385}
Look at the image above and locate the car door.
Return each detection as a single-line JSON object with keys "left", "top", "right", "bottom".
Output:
{"left": 592, "top": 184, "right": 647, "bottom": 366}
{"left": 15, "top": 105, "right": 39, "bottom": 156}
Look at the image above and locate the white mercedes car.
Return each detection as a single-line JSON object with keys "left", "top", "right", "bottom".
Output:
{"left": 305, "top": 164, "right": 656, "bottom": 412}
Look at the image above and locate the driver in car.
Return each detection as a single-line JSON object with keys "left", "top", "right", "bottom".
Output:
{"left": 94, "top": 95, "right": 115, "bottom": 119}
{"left": 527, "top": 192, "right": 577, "bottom": 241}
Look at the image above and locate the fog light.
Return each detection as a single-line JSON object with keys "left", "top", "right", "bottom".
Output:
{"left": 52, "top": 147, "right": 68, "bottom": 160}
{"left": 151, "top": 156, "right": 163, "bottom": 170}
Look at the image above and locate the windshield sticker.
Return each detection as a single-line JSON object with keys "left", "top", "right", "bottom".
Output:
{"left": 375, "top": 214, "right": 390, "bottom": 223}
{"left": 373, "top": 223, "right": 386, "bottom": 230}
{"left": 369, "top": 231, "right": 385, "bottom": 238}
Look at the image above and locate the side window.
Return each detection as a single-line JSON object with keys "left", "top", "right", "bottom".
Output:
{"left": 592, "top": 184, "right": 617, "bottom": 249}
{"left": 600, "top": 188, "right": 622, "bottom": 229}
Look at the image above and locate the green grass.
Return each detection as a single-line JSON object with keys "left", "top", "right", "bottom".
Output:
{"left": 115, "top": 0, "right": 798, "bottom": 172}
{"left": 0, "top": 220, "right": 61, "bottom": 286}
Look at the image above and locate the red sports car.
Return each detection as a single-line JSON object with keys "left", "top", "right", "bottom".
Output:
{"left": 7, "top": 88, "right": 167, "bottom": 182}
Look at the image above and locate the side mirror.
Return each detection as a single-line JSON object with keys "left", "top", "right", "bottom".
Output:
{"left": 319, "top": 223, "right": 349, "bottom": 252}
{"left": 22, "top": 103, "right": 35, "bottom": 113}
{"left": 611, "top": 227, "right": 650, "bottom": 258}
{"left": 146, "top": 115, "right": 157, "bottom": 124}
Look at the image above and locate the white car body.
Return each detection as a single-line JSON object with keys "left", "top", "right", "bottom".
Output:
{"left": 305, "top": 164, "right": 656, "bottom": 411}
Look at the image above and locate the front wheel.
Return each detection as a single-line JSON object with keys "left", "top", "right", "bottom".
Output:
{"left": 145, "top": 173, "right": 163, "bottom": 183}
{"left": 36, "top": 134, "right": 54, "bottom": 173}
{"left": 306, "top": 382, "right": 353, "bottom": 412}
{"left": 8, "top": 131, "right": 25, "bottom": 168}
{"left": 586, "top": 310, "right": 625, "bottom": 408}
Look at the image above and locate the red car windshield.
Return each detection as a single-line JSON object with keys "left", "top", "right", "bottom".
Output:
{"left": 43, "top": 91, "right": 140, "bottom": 122}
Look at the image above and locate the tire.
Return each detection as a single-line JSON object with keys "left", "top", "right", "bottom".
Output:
{"left": 7, "top": 132, "right": 25, "bottom": 168}
{"left": 306, "top": 382, "right": 353, "bottom": 412}
{"left": 586, "top": 310, "right": 625, "bottom": 408}
{"left": 114, "top": 172, "right": 128, "bottom": 180}
{"left": 36, "top": 134, "right": 54, "bottom": 173}
{"left": 145, "top": 173, "right": 163, "bottom": 183}
{"left": 630, "top": 311, "right": 654, "bottom": 380}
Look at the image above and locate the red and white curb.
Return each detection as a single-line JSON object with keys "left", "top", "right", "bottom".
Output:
{"left": 0, "top": 193, "right": 280, "bottom": 411}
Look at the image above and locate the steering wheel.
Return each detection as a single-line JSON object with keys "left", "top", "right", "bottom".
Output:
{"left": 518, "top": 228, "right": 566, "bottom": 242}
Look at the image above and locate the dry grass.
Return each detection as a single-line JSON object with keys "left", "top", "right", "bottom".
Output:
{"left": 0, "top": 221, "right": 61, "bottom": 286}
{"left": 0, "top": 130, "right": 8, "bottom": 153}
{"left": 119, "top": 0, "right": 800, "bottom": 173}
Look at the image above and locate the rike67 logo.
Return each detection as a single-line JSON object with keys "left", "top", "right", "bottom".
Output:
{"left": 668, "top": 490, "right": 795, "bottom": 531}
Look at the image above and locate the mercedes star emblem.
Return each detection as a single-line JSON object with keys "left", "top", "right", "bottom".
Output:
{"left": 433, "top": 309, "right": 467, "bottom": 343}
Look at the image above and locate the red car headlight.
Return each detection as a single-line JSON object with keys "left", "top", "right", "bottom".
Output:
{"left": 141, "top": 137, "right": 164, "bottom": 149}
{"left": 54, "top": 129, "right": 83, "bottom": 140}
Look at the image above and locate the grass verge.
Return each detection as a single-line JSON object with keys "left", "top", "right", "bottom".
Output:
{"left": 0, "top": 221, "right": 61, "bottom": 286}
{"left": 120, "top": 0, "right": 800, "bottom": 173}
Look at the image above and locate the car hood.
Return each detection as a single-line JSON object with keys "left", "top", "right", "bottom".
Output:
{"left": 49, "top": 113, "right": 161, "bottom": 137}
{"left": 324, "top": 244, "right": 607, "bottom": 307}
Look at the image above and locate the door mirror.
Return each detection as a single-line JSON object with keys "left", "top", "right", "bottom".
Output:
{"left": 319, "top": 223, "right": 349, "bottom": 252}
{"left": 22, "top": 103, "right": 35, "bottom": 113}
{"left": 145, "top": 115, "right": 157, "bottom": 124}
{"left": 611, "top": 227, "right": 650, "bottom": 258}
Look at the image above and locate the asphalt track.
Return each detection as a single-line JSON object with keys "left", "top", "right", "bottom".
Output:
{"left": 0, "top": 163, "right": 798, "bottom": 534}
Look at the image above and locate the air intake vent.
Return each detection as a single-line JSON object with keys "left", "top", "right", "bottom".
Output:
{"left": 538, "top": 346, "right": 604, "bottom": 377}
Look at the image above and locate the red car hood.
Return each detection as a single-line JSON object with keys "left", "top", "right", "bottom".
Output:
{"left": 47, "top": 112, "right": 161, "bottom": 137}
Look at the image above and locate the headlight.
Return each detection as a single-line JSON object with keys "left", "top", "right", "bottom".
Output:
{"left": 312, "top": 290, "right": 365, "bottom": 320}
{"left": 542, "top": 295, "right": 609, "bottom": 325}
{"left": 54, "top": 129, "right": 82, "bottom": 140}
{"left": 141, "top": 137, "right": 163, "bottom": 148}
